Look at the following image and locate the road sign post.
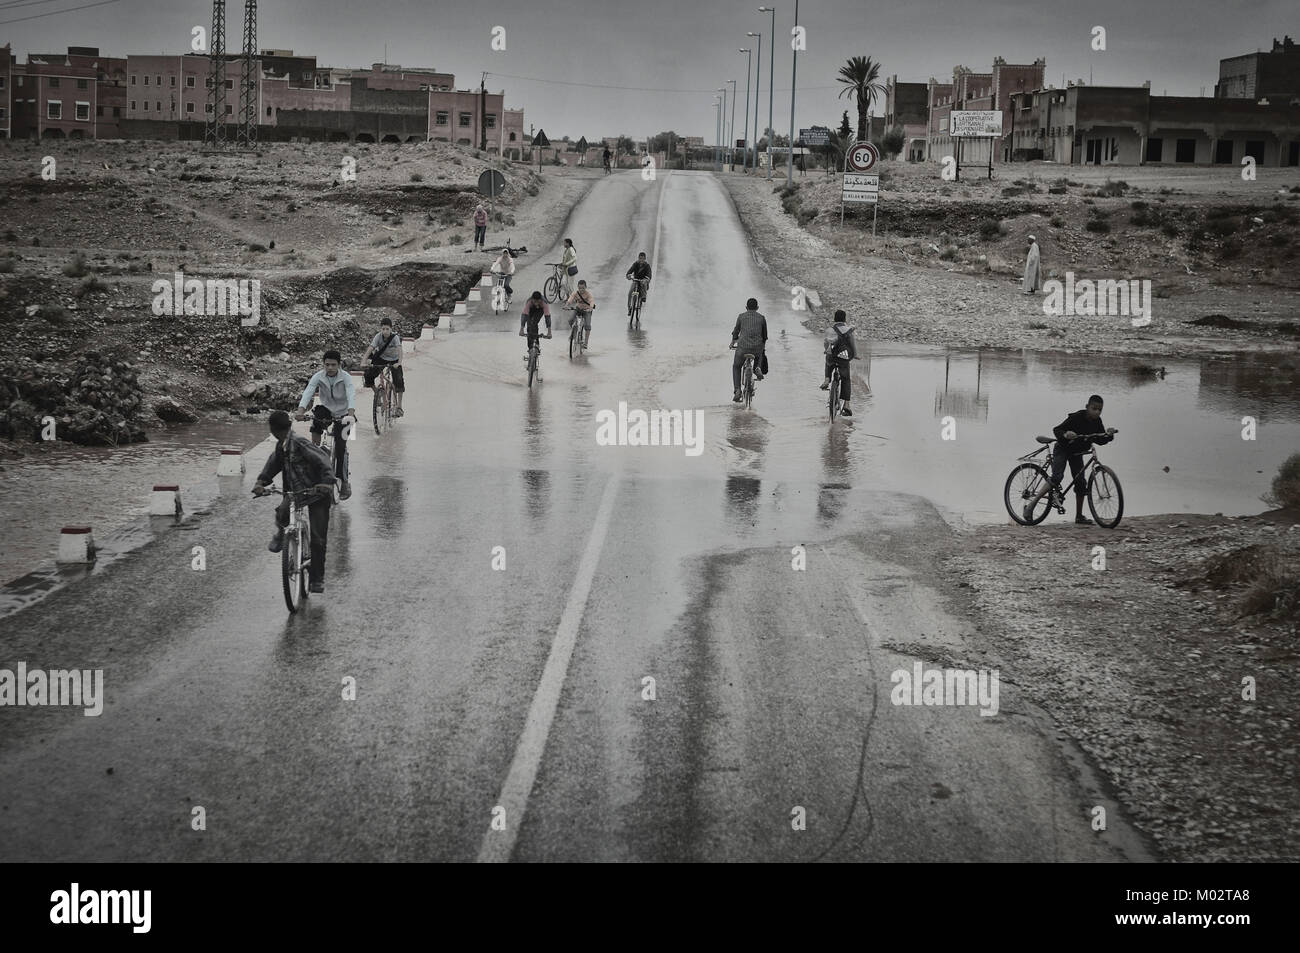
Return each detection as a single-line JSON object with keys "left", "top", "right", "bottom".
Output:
{"left": 949, "top": 110, "right": 1002, "bottom": 181}
{"left": 841, "top": 140, "right": 881, "bottom": 231}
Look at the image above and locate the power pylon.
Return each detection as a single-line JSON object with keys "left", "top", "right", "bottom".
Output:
{"left": 205, "top": 0, "right": 227, "bottom": 145}
{"left": 237, "top": 0, "right": 257, "bottom": 146}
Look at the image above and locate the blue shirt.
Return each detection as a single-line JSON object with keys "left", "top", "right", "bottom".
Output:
{"left": 299, "top": 368, "right": 356, "bottom": 414}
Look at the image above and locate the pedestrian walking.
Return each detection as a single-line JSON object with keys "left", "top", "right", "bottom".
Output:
{"left": 1023, "top": 235, "right": 1043, "bottom": 294}
{"left": 473, "top": 204, "right": 488, "bottom": 252}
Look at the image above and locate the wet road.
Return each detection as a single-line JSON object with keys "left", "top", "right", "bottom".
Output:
{"left": 0, "top": 170, "right": 1181, "bottom": 861}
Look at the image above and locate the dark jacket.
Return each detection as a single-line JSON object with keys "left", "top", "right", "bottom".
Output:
{"left": 731, "top": 310, "right": 768, "bottom": 352}
{"left": 257, "top": 434, "right": 335, "bottom": 502}
{"left": 1053, "top": 409, "right": 1113, "bottom": 455}
{"left": 626, "top": 261, "right": 652, "bottom": 280}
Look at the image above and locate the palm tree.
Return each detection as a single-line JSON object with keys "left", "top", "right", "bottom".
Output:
{"left": 836, "top": 56, "right": 886, "bottom": 142}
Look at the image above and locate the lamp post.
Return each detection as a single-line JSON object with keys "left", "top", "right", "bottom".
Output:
{"left": 727, "top": 78, "right": 737, "bottom": 171}
{"left": 786, "top": 0, "right": 800, "bottom": 186}
{"left": 758, "top": 6, "right": 776, "bottom": 179}
{"left": 746, "top": 31, "right": 762, "bottom": 171}
{"left": 740, "top": 48, "right": 752, "bottom": 172}
{"left": 714, "top": 95, "right": 722, "bottom": 171}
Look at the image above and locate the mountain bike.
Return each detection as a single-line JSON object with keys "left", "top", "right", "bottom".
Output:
{"left": 731, "top": 344, "right": 758, "bottom": 410}
{"left": 828, "top": 363, "right": 844, "bottom": 422}
{"left": 521, "top": 331, "right": 551, "bottom": 387}
{"left": 627, "top": 276, "right": 646, "bottom": 327}
{"left": 371, "top": 364, "right": 395, "bottom": 435}
{"left": 256, "top": 483, "right": 334, "bottom": 614}
{"left": 565, "top": 305, "right": 592, "bottom": 359}
{"left": 544, "top": 262, "right": 572, "bottom": 302}
{"left": 1004, "top": 432, "right": 1124, "bottom": 527}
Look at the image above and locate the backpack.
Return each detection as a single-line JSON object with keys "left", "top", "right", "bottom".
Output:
{"left": 824, "top": 324, "right": 852, "bottom": 357}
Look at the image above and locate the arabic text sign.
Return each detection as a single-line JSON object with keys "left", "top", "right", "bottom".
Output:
{"left": 842, "top": 172, "right": 879, "bottom": 204}
{"left": 949, "top": 110, "right": 1003, "bottom": 137}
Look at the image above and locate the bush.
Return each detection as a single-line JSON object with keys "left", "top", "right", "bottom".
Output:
{"left": 75, "top": 275, "right": 107, "bottom": 297}
{"left": 1085, "top": 218, "right": 1111, "bottom": 233}
{"left": 448, "top": 233, "right": 464, "bottom": 245}
{"left": 1050, "top": 215, "right": 1065, "bottom": 228}
{"left": 939, "top": 246, "right": 958, "bottom": 261}
{"left": 1263, "top": 452, "right": 1300, "bottom": 509}
{"left": 1161, "top": 222, "right": 1180, "bottom": 238}
{"left": 0, "top": 256, "right": 14, "bottom": 274}
{"left": 1096, "top": 179, "right": 1129, "bottom": 197}
{"left": 410, "top": 173, "right": 423, "bottom": 182}
{"left": 1047, "top": 186, "right": 1067, "bottom": 195}
{"left": 978, "top": 219, "right": 1003, "bottom": 240}
{"left": 1131, "top": 200, "right": 1149, "bottom": 211}
{"left": 62, "top": 252, "right": 90, "bottom": 277}
{"left": 797, "top": 206, "right": 818, "bottom": 225}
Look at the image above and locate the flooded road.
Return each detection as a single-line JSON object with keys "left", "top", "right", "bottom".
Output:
{"left": 0, "top": 169, "right": 1289, "bottom": 861}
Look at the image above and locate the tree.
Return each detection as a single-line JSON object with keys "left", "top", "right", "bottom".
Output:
{"left": 649, "top": 131, "right": 681, "bottom": 154}
{"left": 836, "top": 56, "right": 886, "bottom": 142}
{"left": 881, "top": 124, "right": 905, "bottom": 158}
{"left": 838, "top": 110, "right": 851, "bottom": 139}
{"left": 616, "top": 135, "right": 636, "bottom": 157}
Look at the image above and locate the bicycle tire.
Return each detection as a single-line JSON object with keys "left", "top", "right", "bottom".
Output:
{"left": 1004, "top": 463, "right": 1053, "bottom": 525}
{"left": 372, "top": 383, "right": 383, "bottom": 435}
{"left": 569, "top": 321, "right": 580, "bottom": 359}
{"left": 528, "top": 348, "right": 538, "bottom": 388}
{"left": 544, "top": 275, "right": 560, "bottom": 302}
{"left": 282, "top": 522, "right": 305, "bottom": 612}
{"left": 829, "top": 368, "right": 841, "bottom": 421}
{"left": 1087, "top": 465, "right": 1124, "bottom": 528}
{"left": 382, "top": 375, "right": 393, "bottom": 432}
{"left": 743, "top": 359, "right": 754, "bottom": 410}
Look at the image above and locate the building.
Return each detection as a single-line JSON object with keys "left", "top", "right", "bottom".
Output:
{"left": 1, "top": 44, "right": 12, "bottom": 138}
{"left": 1216, "top": 35, "right": 1300, "bottom": 99}
{"left": 925, "top": 57, "right": 1046, "bottom": 165}
{"left": 1008, "top": 82, "right": 1300, "bottom": 166}
{"left": 884, "top": 76, "right": 928, "bottom": 160}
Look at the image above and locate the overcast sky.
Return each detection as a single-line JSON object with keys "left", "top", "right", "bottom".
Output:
{"left": 2, "top": 0, "right": 1294, "bottom": 142}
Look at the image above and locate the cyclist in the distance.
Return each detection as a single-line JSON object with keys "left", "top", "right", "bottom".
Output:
{"left": 625, "top": 252, "right": 652, "bottom": 315}
{"left": 603, "top": 147, "right": 612, "bottom": 173}
{"left": 1050, "top": 394, "right": 1118, "bottom": 525}
{"left": 565, "top": 279, "right": 596, "bottom": 350}
{"left": 729, "top": 297, "right": 768, "bottom": 402}
{"left": 520, "top": 291, "right": 553, "bottom": 354}
{"left": 819, "top": 309, "right": 857, "bottom": 417}
{"left": 361, "top": 316, "right": 405, "bottom": 418}
{"left": 295, "top": 348, "right": 356, "bottom": 500}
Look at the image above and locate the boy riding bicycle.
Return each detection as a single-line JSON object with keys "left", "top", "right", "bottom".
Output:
{"left": 361, "top": 317, "right": 405, "bottom": 417}
{"left": 520, "top": 291, "right": 553, "bottom": 351}
{"left": 252, "top": 410, "right": 336, "bottom": 594}
{"left": 295, "top": 349, "right": 356, "bottom": 500}
{"left": 565, "top": 280, "right": 596, "bottom": 349}
{"left": 819, "top": 309, "right": 857, "bottom": 417}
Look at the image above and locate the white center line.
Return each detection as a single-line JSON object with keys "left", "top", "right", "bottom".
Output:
{"left": 476, "top": 474, "right": 621, "bottom": 862}
{"left": 651, "top": 170, "right": 669, "bottom": 278}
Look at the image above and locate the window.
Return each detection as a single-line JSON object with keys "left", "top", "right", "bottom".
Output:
{"left": 130, "top": 100, "right": 136, "bottom": 109}
{"left": 16, "top": 76, "right": 23, "bottom": 87}
{"left": 225, "top": 104, "right": 233, "bottom": 114}
{"left": 1145, "top": 137, "right": 1163, "bottom": 162}
{"left": 225, "top": 79, "right": 233, "bottom": 89}
{"left": 0, "top": 108, "right": 6, "bottom": 120}
{"left": 142, "top": 101, "right": 148, "bottom": 111}
{"left": 131, "top": 75, "right": 136, "bottom": 85}
{"left": 186, "top": 76, "right": 195, "bottom": 88}
{"left": 170, "top": 76, "right": 176, "bottom": 86}
{"left": 77, "top": 78, "right": 88, "bottom": 89}
{"left": 1175, "top": 138, "right": 1195, "bottom": 162}
{"left": 0, "top": 76, "right": 5, "bottom": 89}
{"left": 485, "top": 113, "right": 496, "bottom": 128}
{"left": 76, "top": 101, "right": 90, "bottom": 121}
{"left": 265, "top": 106, "right": 271, "bottom": 116}
{"left": 459, "top": 112, "right": 472, "bottom": 126}
{"left": 155, "top": 75, "right": 161, "bottom": 86}
{"left": 49, "top": 77, "right": 60, "bottom": 88}
{"left": 143, "top": 75, "right": 149, "bottom": 85}
{"left": 47, "top": 100, "right": 62, "bottom": 119}
{"left": 435, "top": 110, "right": 448, "bottom": 124}
{"left": 205, "top": 77, "right": 212, "bottom": 88}
{"left": 186, "top": 102, "right": 195, "bottom": 114}
{"left": 1214, "top": 139, "right": 1232, "bottom": 164}
{"left": 156, "top": 101, "right": 161, "bottom": 111}
{"left": 96, "top": 105, "right": 104, "bottom": 117}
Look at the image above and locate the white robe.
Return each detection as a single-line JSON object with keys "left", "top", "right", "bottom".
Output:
{"left": 1022, "top": 243, "right": 1042, "bottom": 294}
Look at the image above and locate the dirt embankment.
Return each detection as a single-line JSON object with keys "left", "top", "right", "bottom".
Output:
{"left": 0, "top": 138, "right": 582, "bottom": 450}
{"left": 721, "top": 163, "right": 1300, "bottom": 355}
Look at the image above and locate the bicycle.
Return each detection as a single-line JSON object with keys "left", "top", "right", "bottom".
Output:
{"left": 311, "top": 411, "right": 354, "bottom": 493}
{"left": 256, "top": 483, "right": 335, "bottom": 613}
{"left": 565, "top": 305, "right": 593, "bottom": 359}
{"left": 603, "top": 157, "right": 612, "bottom": 175}
{"left": 371, "top": 364, "right": 395, "bottom": 435}
{"left": 544, "top": 262, "right": 573, "bottom": 303}
{"left": 491, "top": 269, "right": 511, "bottom": 315}
{"left": 731, "top": 343, "right": 758, "bottom": 410}
{"left": 828, "top": 363, "right": 844, "bottom": 422}
{"left": 520, "top": 330, "right": 551, "bottom": 387}
{"left": 1003, "top": 432, "right": 1124, "bottom": 528}
{"left": 627, "top": 276, "right": 646, "bottom": 327}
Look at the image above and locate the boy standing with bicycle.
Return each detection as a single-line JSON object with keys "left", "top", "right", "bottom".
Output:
{"left": 1051, "top": 395, "right": 1118, "bottom": 525}
{"left": 253, "top": 410, "right": 336, "bottom": 594}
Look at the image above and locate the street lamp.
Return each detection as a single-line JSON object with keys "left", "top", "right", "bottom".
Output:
{"left": 727, "top": 78, "right": 737, "bottom": 171}
{"left": 740, "top": 49, "right": 752, "bottom": 173}
{"left": 747, "top": 31, "right": 762, "bottom": 172}
{"left": 787, "top": 0, "right": 800, "bottom": 186}
{"left": 758, "top": 6, "right": 776, "bottom": 180}
{"left": 718, "top": 86, "right": 727, "bottom": 172}
{"left": 714, "top": 95, "right": 722, "bottom": 172}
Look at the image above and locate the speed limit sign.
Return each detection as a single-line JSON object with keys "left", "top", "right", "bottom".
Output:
{"left": 845, "top": 141, "right": 879, "bottom": 173}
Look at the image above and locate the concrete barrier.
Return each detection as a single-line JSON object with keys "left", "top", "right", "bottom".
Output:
{"left": 480, "top": 272, "right": 493, "bottom": 288}
{"left": 420, "top": 325, "right": 435, "bottom": 341}
{"left": 217, "top": 448, "right": 244, "bottom": 476}
{"left": 454, "top": 301, "right": 468, "bottom": 315}
{"left": 56, "top": 526, "right": 95, "bottom": 563}
{"left": 401, "top": 339, "right": 415, "bottom": 354}
{"left": 439, "top": 313, "right": 453, "bottom": 331}
{"left": 467, "top": 288, "right": 482, "bottom": 302}
{"left": 149, "top": 485, "right": 182, "bottom": 517}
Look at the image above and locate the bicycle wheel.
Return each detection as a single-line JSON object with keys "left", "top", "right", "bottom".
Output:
{"left": 569, "top": 320, "right": 580, "bottom": 359}
{"left": 281, "top": 521, "right": 305, "bottom": 612}
{"left": 372, "top": 383, "right": 383, "bottom": 435}
{"left": 528, "top": 348, "right": 538, "bottom": 388}
{"left": 1087, "top": 465, "right": 1124, "bottom": 528}
{"left": 828, "top": 369, "right": 842, "bottom": 421}
{"left": 1004, "top": 463, "right": 1053, "bottom": 525}
{"left": 382, "top": 378, "right": 393, "bottom": 432}
{"left": 544, "top": 275, "right": 560, "bottom": 302}
{"left": 632, "top": 294, "right": 641, "bottom": 325}
{"left": 743, "top": 360, "right": 754, "bottom": 410}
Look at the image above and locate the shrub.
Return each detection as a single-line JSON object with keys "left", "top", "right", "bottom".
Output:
{"left": 797, "top": 206, "right": 818, "bottom": 225}
{"left": 1047, "top": 186, "right": 1068, "bottom": 195}
{"left": 1131, "top": 200, "right": 1149, "bottom": 211}
{"left": 410, "top": 173, "right": 423, "bottom": 182}
{"left": 1265, "top": 453, "right": 1300, "bottom": 509}
{"left": 1050, "top": 215, "right": 1065, "bottom": 228}
{"left": 248, "top": 242, "right": 268, "bottom": 252}
{"left": 75, "top": 275, "right": 107, "bottom": 297}
{"left": 62, "top": 252, "right": 90, "bottom": 277}
{"left": 449, "top": 233, "right": 464, "bottom": 244}
{"left": 939, "top": 246, "right": 958, "bottom": 261}
{"left": 1096, "top": 179, "right": 1129, "bottom": 197}
{"left": 978, "top": 219, "right": 1003, "bottom": 240}
{"left": 1085, "top": 218, "right": 1111, "bottom": 233}
{"left": 1161, "top": 222, "right": 1180, "bottom": 238}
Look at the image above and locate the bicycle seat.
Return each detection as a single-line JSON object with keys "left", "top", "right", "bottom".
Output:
{"left": 1035, "top": 435, "right": 1053, "bottom": 444}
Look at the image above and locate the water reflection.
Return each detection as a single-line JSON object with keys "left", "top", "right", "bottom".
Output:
{"left": 934, "top": 349, "right": 989, "bottom": 420}
{"left": 1196, "top": 353, "right": 1300, "bottom": 416}
{"left": 365, "top": 475, "right": 406, "bottom": 540}
{"left": 329, "top": 507, "right": 352, "bottom": 577}
{"left": 521, "top": 468, "right": 550, "bottom": 524}
{"left": 627, "top": 325, "right": 649, "bottom": 350}
{"left": 724, "top": 474, "right": 762, "bottom": 526}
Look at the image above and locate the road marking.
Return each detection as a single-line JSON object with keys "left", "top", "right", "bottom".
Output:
{"left": 651, "top": 171, "right": 669, "bottom": 278}
{"left": 476, "top": 475, "right": 621, "bottom": 862}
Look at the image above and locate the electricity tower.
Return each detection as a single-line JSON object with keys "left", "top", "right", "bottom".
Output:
{"left": 237, "top": 1, "right": 258, "bottom": 146}
{"left": 204, "top": 0, "right": 227, "bottom": 145}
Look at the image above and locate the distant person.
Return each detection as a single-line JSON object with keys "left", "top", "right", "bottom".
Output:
{"left": 252, "top": 410, "right": 336, "bottom": 594}
{"left": 491, "top": 246, "right": 515, "bottom": 299}
{"left": 819, "top": 309, "right": 858, "bottom": 417}
{"left": 1023, "top": 235, "right": 1042, "bottom": 294}
{"left": 560, "top": 238, "right": 578, "bottom": 296}
{"left": 625, "top": 251, "right": 652, "bottom": 313}
{"left": 473, "top": 204, "right": 488, "bottom": 252}
{"left": 1048, "top": 395, "right": 1117, "bottom": 525}
{"left": 729, "top": 297, "right": 768, "bottom": 403}
{"left": 603, "top": 147, "right": 612, "bottom": 173}
{"left": 361, "top": 316, "right": 405, "bottom": 418}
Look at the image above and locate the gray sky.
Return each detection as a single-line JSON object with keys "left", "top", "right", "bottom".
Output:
{"left": 2, "top": 0, "right": 1294, "bottom": 142}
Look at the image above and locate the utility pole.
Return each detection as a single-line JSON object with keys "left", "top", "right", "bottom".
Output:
{"left": 740, "top": 48, "right": 752, "bottom": 172}
{"left": 728, "top": 78, "right": 737, "bottom": 171}
{"left": 480, "top": 71, "right": 487, "bottom": 151}
{"left": 760, "top": 6, "right": 776, "bottom": 179}
{"left": 787, "top": 0, "right": 799, "bottom": 186}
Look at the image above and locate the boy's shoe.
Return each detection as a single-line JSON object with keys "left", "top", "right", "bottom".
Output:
{"left": 1075, "top": 515, "right": 1092, "bottom": 525}
{"left": 339, "top": 480, "right": 352, "bottom": 501}
{"left": 394, "top": 408, "right": 404, "bottom": 418}
{"left": 268, "top": 530, "right": 284, "bottom": 553}
{"left": 842, "top": 407, "right": 853, "bottom": 417}
{"left": 732, "top": 390, "right": 742, "bottom": 403}
{"left": 308, "top": 580, "right": 325, "bottom": 594}
{"left": 755, "top": 371, "right": 764, "bottom": 381}
{"left": 819, "top": 379, "right": 830, "bottom": 390}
